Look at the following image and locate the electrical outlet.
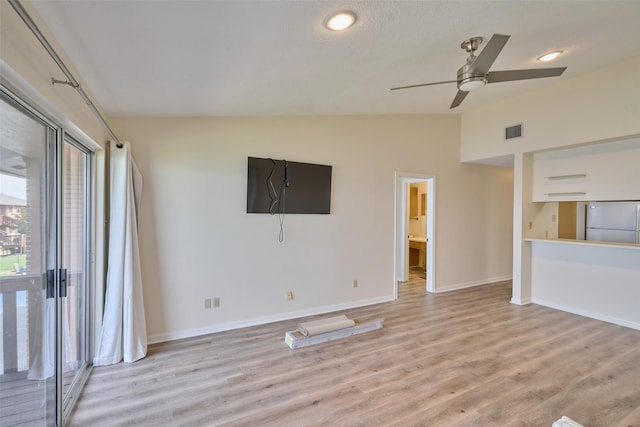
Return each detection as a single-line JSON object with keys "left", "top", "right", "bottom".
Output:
{"left": 204, "top": 298, "right": 212, "bottom": 309}
{"left": 353, "top": 279, "right": 358, "bottom": 288}
{"left": 551, "top": 214, "right": 557, "bottom": 222}
{"left": 213, "top": 297, "right": 220, "bottom": 308}
{"left": 285, "top": 290, "right": 293, "bottom": 301}
{"left": 545, "top": 230, "right": 549, "bottom": 238}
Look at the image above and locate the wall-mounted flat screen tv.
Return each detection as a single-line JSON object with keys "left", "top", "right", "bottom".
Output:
{"left": 246, "top": 156, "right": 332, "bottom": 214}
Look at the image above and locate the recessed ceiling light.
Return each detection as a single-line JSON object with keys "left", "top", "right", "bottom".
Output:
{"left": 325, "top": 11, "right": 357, "bottom": 31}
{"left": 538, "top": 50, "right": 563, "bottom": 62}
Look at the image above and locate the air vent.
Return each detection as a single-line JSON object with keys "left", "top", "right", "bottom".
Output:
{"left": 505, "top": 123, "right": 523, "bottom": 140}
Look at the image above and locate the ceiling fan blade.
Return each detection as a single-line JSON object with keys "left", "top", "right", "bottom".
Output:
{"left": 450, "top": 90, "right": 469, "bottom": 109}
{"left": 470, "top": 34, "right": 510, "bottom": 75}
{"left": 390, "top": 80, "right": 457, "bottom": 91}
{"left": 486, "top": 67, "right": 567, "bottom": 83}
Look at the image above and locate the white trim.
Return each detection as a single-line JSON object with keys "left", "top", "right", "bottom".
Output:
{"left": 147, "top": 295, "right": 394, "bottom": 345}
{"left": 434, "top": 275, "right": 513, "bottom": 293}
{"left": 510, "top": 297, "right": 532, "bottom": 305}
{"left": 394, "top": 176, "right": 408, "bottom": 285}
{"left": 531, "top": 297, "right": 640, "bottom": 331}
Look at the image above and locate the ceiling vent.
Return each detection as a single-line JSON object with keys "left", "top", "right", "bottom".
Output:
{"left": 505, "top": 123, "right": 523, "bottom": 141}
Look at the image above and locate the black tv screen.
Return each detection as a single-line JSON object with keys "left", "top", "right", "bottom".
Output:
{"left": 246, "top": 157, "right": 332, "bottom": 214}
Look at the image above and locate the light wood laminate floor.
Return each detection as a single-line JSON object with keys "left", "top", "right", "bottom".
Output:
{"left": 68, "top": 280, "right": 640, "bottom": 426}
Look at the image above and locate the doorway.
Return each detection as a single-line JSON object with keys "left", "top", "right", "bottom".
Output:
{"left": 395, "top": 173, "right": 435, "bottom": 297}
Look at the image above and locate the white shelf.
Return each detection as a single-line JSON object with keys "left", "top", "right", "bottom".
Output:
{"left": 531, "top": 139, "right": 640, "bottom": 202}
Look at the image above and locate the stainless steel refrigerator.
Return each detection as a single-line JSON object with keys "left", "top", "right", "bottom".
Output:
{"left": 585, "top": 201, "right": 640, "bottom": 243}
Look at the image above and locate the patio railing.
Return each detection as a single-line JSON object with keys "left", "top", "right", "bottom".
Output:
{"left": 0, "top": 274, "right": 41, "bottom": 374}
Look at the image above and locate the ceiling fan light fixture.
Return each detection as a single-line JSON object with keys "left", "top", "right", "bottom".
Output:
{"left": 458, "top": 76, "right": 486, "bottom": 92}
{"left": 538, "top": 50, "right": 563, "bottom": 62}
{"left": 324, "top": 12, "right": 357, "bottom": 31}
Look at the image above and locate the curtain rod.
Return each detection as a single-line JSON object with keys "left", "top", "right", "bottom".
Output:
{"left": 8, "top": 0, "right": 123, "bottom": 149}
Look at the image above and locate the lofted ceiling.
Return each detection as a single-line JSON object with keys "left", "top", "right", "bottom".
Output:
{"left": 29, "top": 0, "right": 640, "bottom": 117}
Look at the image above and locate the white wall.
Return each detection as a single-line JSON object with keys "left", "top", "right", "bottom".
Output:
{"left": 111, "top": 115, "right": 514, "bottom": 342}
{"left": 3, "top": 1, "right": 514, "bottom": 345}
{"left": 530, "top": 240, "right": 640, "bottom": 329}
{"left": 460, "top": 56, "right": 640, "bottom": 322}
{"left": 1, "top": 1, "right": 106, "bottom": 145}
{"left": 526, "top": 202, "right": 559, "bottom": 240}
{"left": 461, "top": 56, "right": 640, "bottom": 163}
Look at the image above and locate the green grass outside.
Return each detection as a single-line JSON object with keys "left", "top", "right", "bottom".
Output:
{"left": 0, "top": 254, "right": 27, "bottom": 276}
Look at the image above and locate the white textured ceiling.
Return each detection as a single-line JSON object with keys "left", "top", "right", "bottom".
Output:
{"left": 29, "top": 0, "right": 640, "bottom": 117}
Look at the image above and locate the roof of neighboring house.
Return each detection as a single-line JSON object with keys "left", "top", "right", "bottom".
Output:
{"left": 0, "top": 193, "right": 27, "bottom": 207}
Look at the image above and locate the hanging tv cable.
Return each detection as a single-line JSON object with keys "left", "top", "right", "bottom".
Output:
{"left": 264, "top": 158, "right": 288, "bottom": 241}
{"left": 278, "top": 183, "right": 286, "bottom": 242}
{"left": 266, "top": 158, "right": 279, "bottom": 214}
{"left": 278, "top": 161, "right": 289, "bottom": 242}
{"left": 284, "top": 160, "right": 290, "bottom": 187}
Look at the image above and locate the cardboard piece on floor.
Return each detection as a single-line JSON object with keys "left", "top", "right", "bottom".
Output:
{"left": 285, "top": 319, "right": 384, "bottom": 349}
{"left": 552, "top": 416, "right": 584, "bottom": 427}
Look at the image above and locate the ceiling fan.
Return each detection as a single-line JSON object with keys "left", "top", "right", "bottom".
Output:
{"left": 391, "top": 34, "right": 567, "bottom": 109}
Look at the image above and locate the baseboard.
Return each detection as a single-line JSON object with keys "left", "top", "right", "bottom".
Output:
{"left": 531, "top": 297, "right": 640, "bottom": 331}
{"left": 510, "top": 297, "right": 532, "bottom": 305}
{"left": 434, "top": 275, "right": 512, "bottom": 293}
{"left": 148, "top": 295, "right": 395, "bottom": 344}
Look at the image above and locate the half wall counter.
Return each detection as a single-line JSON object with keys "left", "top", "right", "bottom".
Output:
{"left": 525, "top": 238, "right": 640, "bottom": 330}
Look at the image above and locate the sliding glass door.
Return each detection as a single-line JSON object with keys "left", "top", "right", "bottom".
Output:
{"left": 0, "top": 88, "right": 93, "bottom": 426}
{"left": 0, "top": 92, "right": 55, "bottom": 426}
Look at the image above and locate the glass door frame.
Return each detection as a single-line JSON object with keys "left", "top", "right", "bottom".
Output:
{"left": 1, "top": 84, "right": 95, "bottom": 426}
{"left": 60, "top": 132, "right": 94, "bottom": 424}
{"left": 1, "top": 85, "right": 59, "bottom": 426}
